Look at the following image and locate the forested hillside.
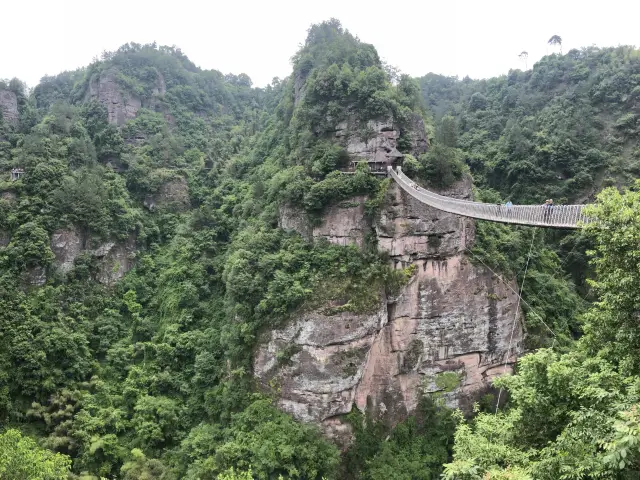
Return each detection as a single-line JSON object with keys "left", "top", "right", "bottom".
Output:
{"left": 418, "top": 48, "right": 640, "bottom": 348}
{"left": 419, "top": 46, "right": 640, "bottom": 203}
{"left": 1, "top": 19, "right": 640, "bottom": 480}
{"left": 419, "top": 46, "right": 640, "bottom": 479}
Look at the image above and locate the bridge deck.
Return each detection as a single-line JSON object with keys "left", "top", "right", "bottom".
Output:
{"left": 388, "top": 167, "right": 590, "bottom": 229}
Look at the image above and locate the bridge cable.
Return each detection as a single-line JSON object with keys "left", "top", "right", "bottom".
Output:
{"left": 549, "top": 236, "right": 582, "bottom": 278}
{"left": 462, "top": 246, "right": 557, "bottom": 339}
{"left": 494, "top": 228, "right": 536, "bottom": 414}
{"left": 547, "top": 239, "right": 594, "bottom": 307}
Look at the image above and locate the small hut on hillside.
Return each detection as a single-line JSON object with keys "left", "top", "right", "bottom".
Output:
{"left": 10, "top": 168, "right": 24, "bottom": 181}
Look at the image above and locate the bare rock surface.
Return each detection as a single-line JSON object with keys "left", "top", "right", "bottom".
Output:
{"left": 279, "top": 197, "right": 369, "bottom": 247}
{"left": 257, "top": 179, "right": 524, "bottom": 444}
{"left": 293, "top": 70, "right": 307, "bottom": 106}
{"left": 50, "top": 228, "right": 136, "bottom": 285}
{"left": 143, "top": 177, "right": 190, "bottom": 212}
{"left": 410, "top": 114, "right": 429, "bottom": 156}
{"left": 255, "top": 301, "right": 388, "bottom": 431}
{"left": 356, "top": 253, "right": 522, "bottom": 424}
{"left": 86, "top": 68, "right": 142, "bottom": 126}
{"left": 0, "top": 89, "right": 19, "bottom": 125}
{"left": 279, "top": 204, "right": 312, "bottom": 239}
{"left": 311, "top": 197, "right": 369, "bottom": 247}
{"left": 93, "top": 237, "right": 136, "bottom": 286}
{"left": 85, "top": 67, "right": 166, "bottom": 126}
{"left": 377, "top": 177, "right": 475, "bottom": 261}
{"left": 337, "top": 119, "right": 404, "bottom": 166}
{"left": 51, "top": 229, "right": 84, "bottom": 274}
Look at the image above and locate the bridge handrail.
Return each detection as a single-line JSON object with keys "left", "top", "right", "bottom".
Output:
{"left": 388, "top": 166, "right": 590, "bottom": 228}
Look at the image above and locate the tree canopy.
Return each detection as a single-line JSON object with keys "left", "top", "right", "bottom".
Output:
{"left": 0, "top": 19, "right": 639, "bottom": 480}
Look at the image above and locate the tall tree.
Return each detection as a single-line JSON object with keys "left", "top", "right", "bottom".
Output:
{"left": 548, "top": 35, "right": 563, "bottom": 54}
{"left": 437, "top": 115, "right": 458, "bottom": 148}
{"left": 0, "top": 429, "right": 71, "bottom": 480}
{"left": 519, "top": 51, "right": 529, "bottom": 69}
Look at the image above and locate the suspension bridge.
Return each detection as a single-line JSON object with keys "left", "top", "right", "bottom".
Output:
{"left": 388, "top": 166, "right": 591, "bottom": 229}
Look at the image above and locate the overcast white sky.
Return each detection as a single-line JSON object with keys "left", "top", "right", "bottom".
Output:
{"left": 1, "top": 0, "right": 638, "bottom": 88}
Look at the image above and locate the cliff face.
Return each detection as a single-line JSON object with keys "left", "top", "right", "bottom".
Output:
{"left": 335, "top": 116, "right": 429, "bottom": 166}
{"left": 257, "top": 179, "right": 524, "bottom": 445}
{"left": 0, "top": 89, "right": 19, "bottom": 126}
{"left": 279, "top": 196, "right": 370, "bottom": 247}
{"left": 337, "top": 119, "right": 404, "bottom": 164}
{"left": 50, "top": 229, "right": 136, "bottom": 286}
{"left": 143, "top": 177, "right": 190, "bottom": 212}
{"left": 85, "top": 67, "right": 166, "bottom": 126}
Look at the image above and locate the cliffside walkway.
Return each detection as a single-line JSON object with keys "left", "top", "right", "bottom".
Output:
{"left": 388, "top": 166, "right": 591, "bottom": 229}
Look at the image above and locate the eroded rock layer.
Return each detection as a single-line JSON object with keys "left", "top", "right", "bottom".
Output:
{"left": 257, "top": 180, "right": 524, "bottom": 444}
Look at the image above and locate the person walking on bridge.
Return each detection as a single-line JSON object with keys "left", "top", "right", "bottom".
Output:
{"left": 543, "top": 199, "right": 554, "bottom": 223}
{"left": 505, "top": 200, "right": 513, "bottom": 217}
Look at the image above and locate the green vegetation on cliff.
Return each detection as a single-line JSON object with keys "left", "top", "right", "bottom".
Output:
{"left": 443, "top": 183, "right": 640, "bottom": 479}
{"left": 420, "top": 47, "right": 640, "bottom": 348}
{"left": 0, "top": 20, "right": 430, "bottom": 479}
{"left": 1, "top": 18, "right": 640, "bottom": 480}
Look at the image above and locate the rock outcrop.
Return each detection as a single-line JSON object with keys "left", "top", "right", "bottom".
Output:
{"left": 312, "top": 197, "right": 370, "bottom": 247}
{"left": 259, "top": 180, "right": 524, "bottom": 445}
{"left": 293, "top": 70, "right": 307, "bottom": 106}
{"left": 92, "top": 237, "right": 137, "bottom": 286}
{"left": 50, "top": 228, "right": 136, "bottom": 285}
{"left": 279, "top": 197, "right": 370, "bottom": 247}
{"left": 85, "top": 69, "right": 141, "bottom": 126}
{"left": 254, "top": 300, "right": 388, "bottom": 443}
{"left": 377, "top": 176, "right": 474, "bottom": 261}
{"left": 85, "top": 68, "right": 166, "bottom": 126}
{"left": 337, "top": 119, "right": 404, "bottom": 166}
{"left": 410, "top": 114, "right": 429, "bottom": 156}
{"left": 0, "top": 89, "right": 19, "bottom": 126}
{"left": 51, "top": 230, "right": 84, "bottom": 274}
{"left": 278, "top": 204, "right": 312, "bottom": 239}
{"left": 143, "top": 177, "right": 190, "bottom": 212}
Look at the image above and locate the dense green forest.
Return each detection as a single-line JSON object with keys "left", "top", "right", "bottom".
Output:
{"left": 1, "top": 19, "right": 640, "bottom": 479}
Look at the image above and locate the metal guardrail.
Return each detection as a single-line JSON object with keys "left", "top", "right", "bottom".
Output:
{"left": 388, "top": 166, "right": 590, "bottom": 229}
